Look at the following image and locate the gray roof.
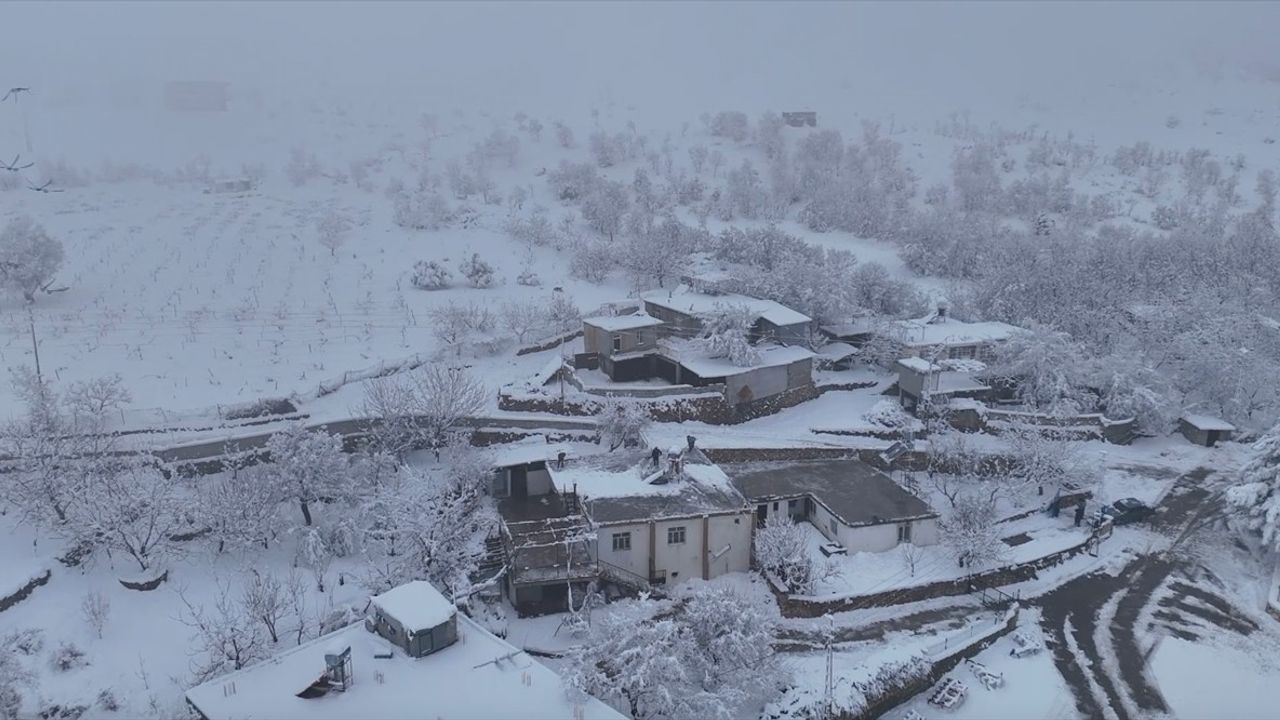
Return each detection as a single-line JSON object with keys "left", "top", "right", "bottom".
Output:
{"left": 725, "top": 459, "right": 937, "bottom": 527}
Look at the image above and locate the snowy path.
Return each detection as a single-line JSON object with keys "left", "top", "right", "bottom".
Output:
{"left": 1028, "top": 466, "right": 1253, "bottom": 720}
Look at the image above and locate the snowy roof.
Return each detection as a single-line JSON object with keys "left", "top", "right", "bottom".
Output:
{"left": 897, "top": 357, "right": 940, "bottom": 374}
{"left": 882, "top": 316, "right": 1019, "bottom": 347}
{"left": 931, "top": 371, "right": 990, "bottom": 395}
{"left": 186, "top": 617, "right": 624, "bottom": 720}
{"left": 820, "top": 318, "right": 880, "bottom": 338}
{"left": 1181, "top": 414, "right": 1236, "bottom": 432}
{"left": 816, "top": 342, "right": 859, "bottom": 361}
{"left": 726, "top": 460, "right": 938, "bottom": 527}
{"left": 583, "top": 313, "right": 665, "bottom": 332}
{"left": 548, "top": 450, "right": 747, "bottom": 524}
{"left": 370, "top": 581, "right": 455, "bottom": 633}
{"left": 487, "top": 437, "right": 603, "bottom": 469}
{"left": 670, "top": 341, "right": 815, "bottom": 379}
{"left": 642, "top": 287, "right": 811, "bottom": 327}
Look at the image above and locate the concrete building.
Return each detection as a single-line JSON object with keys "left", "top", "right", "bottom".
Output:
{"left": 581, "top": 313, "right": 663, "bottom": 382}
{"left": 185, "top": 581, "right": 623, "bottom": 720}
{"left": 547, "top": 446, "right": 753, "bottom": 590}
{"left": 895, "top": 357, "right": 993, "bottom": 415}
{"left": 872, "top": 305, "right": 1018, "bottom": 364}
{"left": 641, "top": 287, "right": 812, "bottom": 347}
{"left": 1179, "top": 414, "right": 1236, "bottom": 447}
{"left": 727, "top": 459, "right": 940, "bottom": 553}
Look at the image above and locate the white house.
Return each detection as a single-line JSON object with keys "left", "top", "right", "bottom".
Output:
{"left": 185, "top": 581, "right": 624, "bottom": 720}
{"left": 547, "top": 446, "right": 754, "bottom": 589}
{"left": 727, "top": 459, "right": 940, "bottom": 553}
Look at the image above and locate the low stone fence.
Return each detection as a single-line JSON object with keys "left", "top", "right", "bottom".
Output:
{"left": 973, "top": 407, "right": 1137, "bottom": 445}
{"left": 852, "top": 607, "right": 1020, "bottom": 720}
{"left": 0, "top": 568, "right": 51, "bottom": 613}
{"left": 772, "top": 528, "right": 1101, "bottom": 618}
{"left": 516, "top": 329, "right": 584, "bottom": 356}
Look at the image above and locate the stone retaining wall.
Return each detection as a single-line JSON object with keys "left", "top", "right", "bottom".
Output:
{"left": 773, "top": 530, "right": 1100, "bottom": 618}
{"left": 0, "top": 569, "right": 51, "bottom": 613}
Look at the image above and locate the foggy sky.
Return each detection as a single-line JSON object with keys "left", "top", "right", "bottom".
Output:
{"left": 4, "top": 1, "right": 1278, "bottom": 116}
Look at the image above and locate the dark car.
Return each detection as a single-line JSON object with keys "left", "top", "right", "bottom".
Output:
{"left": 1101, "top": 497, "right": 1154, "bottom": 526}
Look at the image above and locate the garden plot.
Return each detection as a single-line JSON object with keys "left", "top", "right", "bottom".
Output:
{"left": 798, "top": 512, "right": 1090, "bottom": 599}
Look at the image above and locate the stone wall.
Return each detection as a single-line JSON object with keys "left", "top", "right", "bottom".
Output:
{"left": 852, "top": 608, "right": 1020, "bottom": 720}
{"left": 773, "top": 529, "right": 1100, "bottom": 618}
{"left": 0, "top": 569, "right": 51, "bottom": 613}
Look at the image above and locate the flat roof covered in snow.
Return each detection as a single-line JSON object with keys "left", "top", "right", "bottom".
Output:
{"left": 897, "top": 357, "right": 940, "bottom": 374}
{"left": 669, "top": 341, "right": 814, "bottom": 379}
{"left": 725, "top": 459, "right": 937, "bottom": 527}
{"left": 642, "top": 287, "right": 811, "bottom": 327}
{"left": 548, "top": 450, "right": 748, "bottom": 524}
{"left": 583, "top": 313, "right": 665, "bottom": 332}
{"left": 1181, "top": 414, "right": 1236, "bottom": 432}
{"left": 185, "top": 616, "right": 624, "bottom": 720}
{"left": 884, "top": 316, "right": 1019, "bottom": 347}
{"left": 370, "top": 581, "right": 455, "bottom": 633}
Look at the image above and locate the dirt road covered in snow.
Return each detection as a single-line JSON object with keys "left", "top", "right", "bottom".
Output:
{"left": 1032, "top": 467, "right": 1262, "bottom": 719}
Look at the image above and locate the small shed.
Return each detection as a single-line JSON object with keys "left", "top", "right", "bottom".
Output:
{"left": 1179, "top": 414, "right": 1235, "bottom": 447}
{"left": 368, "top": 581, "right": 458, "bottom": 658}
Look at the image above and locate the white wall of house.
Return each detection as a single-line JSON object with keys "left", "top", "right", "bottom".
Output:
{"left": 598, "top": 512, "right": 752, "bottom": 586}
{"left": 839, "top": 516, "right": 940, "bottom": 553}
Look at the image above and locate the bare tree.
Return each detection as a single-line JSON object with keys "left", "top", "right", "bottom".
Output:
{"left": 241, "top": 569, "right": 289, "bottom": 644}
{"left": 74, "top": 460, "right": 187, "bottom": 573}
{"left": 80, "top": 591, "right": 110, "bottom": 639}
{"left": 360, "top": 365, "right": 487, "bottom": 458}
{"left": 500, "top": 299, "right": 547, "bottom": 344}
{"left": 316, "top": 211, "right": 352, "bottom": 257}
{"left": 175, "top": 581, "right": 267, "bottom": 684}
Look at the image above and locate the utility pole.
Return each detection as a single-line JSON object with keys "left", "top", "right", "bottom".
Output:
{"left": 28, "top": 307, "right": 41, "bottom": 383}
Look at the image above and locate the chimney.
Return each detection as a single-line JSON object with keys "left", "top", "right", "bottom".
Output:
{"left": 936, "top": 301, "right": 949, "bottom": 321}
{"left": 686, "top": 435, "right": 697, "bottom": 452}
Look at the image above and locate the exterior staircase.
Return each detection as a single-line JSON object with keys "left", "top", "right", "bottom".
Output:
{"left": 597, "top": 558, "right": 666, "bottom": 598}
{"left": 477, "top": 534, "right": 506, "bottom": 576}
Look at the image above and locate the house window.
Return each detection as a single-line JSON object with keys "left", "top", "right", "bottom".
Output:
{"left": 950, "top": 345, "right": 976, "bottom": 360}
{"left": 612, "top": 334, "right": 622, "bottom": 352}
{"left": 897, "top": 523, "right": 912, "bottom": 543}
{"left": 611, "top": 532, "right": 631, "bottom": 552}
{"left": 667, "top": 526, "right": 686, "bottom": 545}
{"left": 788, "top": 499, "right": 799, "bottom": 513}
{"left": 829, "top": 519, "right": 839, "bottom": 536}
{"left": 490, "top": 470, "right": 510, "bottom": 498}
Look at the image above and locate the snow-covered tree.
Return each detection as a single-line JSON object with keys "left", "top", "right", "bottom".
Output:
{"left": 427, "top": 301, "right": 495, "bottom": 355}
{"left": 200, "top": 463, "right": 281, "bottom": 553}
{"left": 570, "top": 237, "right": 614, "bottom": 284}
{"left": 500, "top": 300, "right": 547, "bottom": 344}
{"left": 694, "top": 304, "right": 760, "bottom": 367}
{"left": 688, "top": 145, "right": 709, "bottom": 175}
{"left": 595, "top": 395, "right": 650, "bottom": 451}
{"left": 176, "top": 580, "right": 269, "bottom": 684}
{"left": 581, "top": 179, "right": 630, "bottom": 241}
{"left": 63, "top": 375, "right": 131, "bottom": 424}
{"left": 619, "top": 215, "right": 693, "bottom": 289}
{"left": 0, "top": 216, "right": 64, "bottom": 304}
{"left": 554, "top": 121, "right": 575, "bottom": 148}
{"left": 362, "top": 441, "right": 497, "bottom": 596}
{"left": 284, "top": 146, "right": 321, "bottom": 187}
{"left": 942, "top": 493, "right": 1005, "bottom": 570}
{"left": 709, "top": 111, "right": 750, "bottom": 143}
{"left": 991, "top": 323, "right": 1092, "bottom": 415}
{"left": 754, "top": 515, "right": 838, "bottom": 594}
{"left": 546, "top": 290, "right": 582, "bottom": 334}
{"left": 72, "top": 460, "right": 186, "bottom": 573}
{"left": 316, "top": 211, "right": 352, "bottom": 256}
{"left": 564, "top": 585, "right": 785, "bottom": 720}
{"left": 548, "top": 161, "right": 599, "bottom": 202}
{"left": 410, "top": 259, "right": 452, "bottom": 290}
{"left": 360, "top": 364, "right": 487, "bottom": 458}
{"left": 1228, "top": 425, "right": 1280, "bottom": 552}
{"left": 263, "top": 424, "right": 349, "bottom": 527}
{"left": 457, "top": 253, "right": 497, "bottom": 288}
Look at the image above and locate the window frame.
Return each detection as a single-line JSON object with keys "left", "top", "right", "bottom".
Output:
{"left": 897, "top": 523, "right": 912, "bottom": 543}
{"left": 667, "top": 526, "right": 687, "bottom": 545}
{"left": 611, "top": 532, "right": 631, "bottom": 552}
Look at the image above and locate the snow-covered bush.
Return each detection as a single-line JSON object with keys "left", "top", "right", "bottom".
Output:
{"left": 457, "top": 253, "right": 496, "bottom": 288}
{"left": 316, "top": 211, "right": 352, "bottom": 257}
{"left": 589, "top": 131, "right": 628, "bottom": 168}
{"left": 506, "top": 211, "right": 556, "bottom": 248}
{"left": 411, "top": 260, "right": 452, "bottom": 290}
{"left": 595, "top": 396, "right": 650, "bottom": 451}
{"left": 570, "top": 237, "right": 613, "bottom": 284}
{"left": 546, "top": 291, "right": 581, "bottom": 334}
{"left": 500, "top": 300, "right": 547, "bottom": 343}
{"left": 515, "top": 268, "right": 541, "bottom": 287}
{"left": 263, "top": 424, "right": 349, "bottom": 527}
{"left": 581, "top": 180, "right": 630, "bottom": 240}
{"left": 51, "top": 642, "right": 88, "bottom": 672}
{"left": 553, "top": 120, "right": 574, "bottom": 148}
{"left": 990, "top": 324, "right": 1093, "bottom": 415}
{"left": 755, "top": 515, "right": 837, "bottom": 595}
{"left": 862, "top": 399, "right": 916, "bottom": 430}
{"left": 0, "top": 216, "right": 65, "bottom": 304}
{"left": 942, "top": 493, "right": 1005, "bottom": 569}
{"left": 1227, "top": 425, "right": 1280, "bottom": 552}
{"left": 95, "top": 690, "right": 119, "bottom": 713}
{"left": 547, "top": 160, "right": 599, "bottom": 202}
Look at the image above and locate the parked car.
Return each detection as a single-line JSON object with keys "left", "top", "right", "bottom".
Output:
{"left": 1100, "top": 497, "right": 1154, "bottom": 526}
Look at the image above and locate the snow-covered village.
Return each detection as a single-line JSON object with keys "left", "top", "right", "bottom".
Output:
{"left": 3, "top": 2, "right": 1280, "bottom": 719}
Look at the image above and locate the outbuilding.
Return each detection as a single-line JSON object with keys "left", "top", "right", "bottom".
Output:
{"left": 1178, "top": 414, "right": 1236, "bottom": 447}
{"left": 367, "top": 581, "right": 458, "bottom": 658}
